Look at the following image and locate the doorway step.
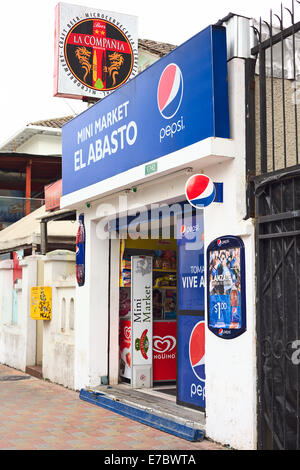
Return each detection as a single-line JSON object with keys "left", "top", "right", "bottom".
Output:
{"left": 79, "top": 384, "right": 205, "bottom": 442}
{"left": 25, "top": 365, "right": 42, "bottom": 379}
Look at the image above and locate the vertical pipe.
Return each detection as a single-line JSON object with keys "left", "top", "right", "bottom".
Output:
{"left": 292, "top": 0, "right": 299, "bottom": 165}
{"left": 270, "top": 12, "right": 276, "bottom": 171}
{"left": 259, "top": 18, "right": 268, "bottom": 173}
{"left": 25, "top": 160, "right": 32, "bottom": 216}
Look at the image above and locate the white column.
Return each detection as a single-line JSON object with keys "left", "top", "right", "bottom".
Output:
{"left": 74, "top": 216, "right": 110, "bottom": 390}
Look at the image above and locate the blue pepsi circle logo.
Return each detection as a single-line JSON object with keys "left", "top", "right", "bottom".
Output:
{"left": 189, "top": 321, "right": 205, "bottom": 383}
{"left": 185, "top": 174, "right": 216, "bottom": 209}
{"left": 157, "top": 63, "right": 183, "bottom": 120}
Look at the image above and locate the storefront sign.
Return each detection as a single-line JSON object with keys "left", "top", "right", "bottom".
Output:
{"left": 30, "top": 287, "right": 52, "bottom": 320}
{"left": 153, "top": 321, "right": 177, "bottom": 382}
{"left": 131, "top": 256, "right": 153, "bottom": 388}
{"left": 54, "top": 2, "right": 138, "bottom": 100}
{"left": 207, "top": 236, "right": 246, "bottom": 339}
{"left": 45, "top": 179, "right": 62, "bottom": 212}
{"left": 62, "top": 25, "right": 229, "bottom": 199}
{"left": 177, "top": 316, "right": 205, "bottom": 411}
{"left": 177, "top": 213, "right": 205, "bottom": 313}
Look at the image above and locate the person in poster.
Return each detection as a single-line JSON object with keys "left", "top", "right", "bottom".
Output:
{"left": 209, "top": 248, "right": 241, "bottom": 329}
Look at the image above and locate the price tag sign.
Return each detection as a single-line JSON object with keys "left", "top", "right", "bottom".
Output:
{"left": 207, "top": 236, "right": 246, "bottom": 339}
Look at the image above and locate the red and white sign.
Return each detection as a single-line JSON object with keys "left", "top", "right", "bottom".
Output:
{"left": 45, "top": 179, "right": 62, "bottom": 212}
{"left": 54, "top": 2, "right": 138, "bottom": 100}
{"left": 119, "top": 319, "right": 131, "bottom": 380}
{"left": 153, "top": 322, "right": 177, "bottom": 382}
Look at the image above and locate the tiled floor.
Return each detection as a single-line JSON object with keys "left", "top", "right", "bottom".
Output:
{"left": 0, "top": 364, "right": 225, "bottom": 450}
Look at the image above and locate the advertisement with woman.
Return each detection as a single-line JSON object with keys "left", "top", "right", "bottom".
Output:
{"left": 207, "top": 236, "right": 246, "bottom": 339}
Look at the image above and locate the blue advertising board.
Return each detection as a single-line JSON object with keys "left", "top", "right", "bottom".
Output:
{"left": 177, "top": 213, "right": 205, "bottom": 313}
{"left": 62, "top": 25, "right": 230, "bottom": 198}
{"left": 177, "top": 315, "right": 205, "bottom": 411}
{"left": 176, "top": 213, "right": 205, "bottom": 410}
{"left": 207, "top": 236, "right": 246, "bottom": 339}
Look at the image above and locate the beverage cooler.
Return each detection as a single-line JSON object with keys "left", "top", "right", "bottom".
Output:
{"left": 119, "top": 238, "right": 177, "bottom": 384}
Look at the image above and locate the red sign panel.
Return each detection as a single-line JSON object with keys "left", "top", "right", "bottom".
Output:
{"left": 153, "top": 321, "right": 177, "bottom": 382}
{"left": 45, "top": 179, "right": 62, "bottom": 212}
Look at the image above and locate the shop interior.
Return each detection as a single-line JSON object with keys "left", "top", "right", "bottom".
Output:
{"left": 119, "top": 236, "right": 178, "bottom": 398}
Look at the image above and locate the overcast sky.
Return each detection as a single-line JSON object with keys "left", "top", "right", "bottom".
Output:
{"left": 0, "top": 0, "right": 292, "bottom": 146}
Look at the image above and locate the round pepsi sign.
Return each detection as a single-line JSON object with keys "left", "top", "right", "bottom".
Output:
{"left": 157, "top": 63, "right": 183, "bottom": 120}
{"left": 189, "top": 321, "right": 205, "bottom": 383}
{"left": 185, "top": 174, "right": 216, "bottom": 209}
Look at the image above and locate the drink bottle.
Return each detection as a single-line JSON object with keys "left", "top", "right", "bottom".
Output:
{"left": 76, "top": 214, "right": 85, "bottom": 286}
{"left": 230, "top": 284, "right": 239, "bottom": 323}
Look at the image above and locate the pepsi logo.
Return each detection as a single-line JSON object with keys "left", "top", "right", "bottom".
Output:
{"left": 153, "top": 335, "right": 176, "bottom": 354}
{"left": 219, "top": 328, "right": 224, "bottom": 336}
{"left": 217, "top": 239, "right": 222, "bottom": 247}
{"left": 185, "top": 174, "right": 216, "bottom": 209}
{"left": 189, "top": 321, "right": 205, "bottom": 383}
{"left": 157, "top": 63, "right": 183, "bottom": 120}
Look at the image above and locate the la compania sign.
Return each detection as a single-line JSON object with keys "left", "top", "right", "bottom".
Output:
{"left": 54, "top": 3, "right": 138, "bottom": 100}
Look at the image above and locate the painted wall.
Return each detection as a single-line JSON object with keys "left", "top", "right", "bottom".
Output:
{"left": 17, "top": 133, "right": 62, "bottom": 156}
{"left": 0, "top": 257, "right": 37, "bottom": 371}
{"left": 69, "top": 56, "right": 257, "bottom": 450}
{"left": 43, "top": 251, "right": 76, "bottom": 390}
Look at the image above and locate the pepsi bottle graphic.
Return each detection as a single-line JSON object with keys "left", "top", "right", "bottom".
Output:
{"left": 230, "top": 284, "right": 239, "bottom": 325}
{"left": 76, "top": 214, "right": 85, "bottom": 287}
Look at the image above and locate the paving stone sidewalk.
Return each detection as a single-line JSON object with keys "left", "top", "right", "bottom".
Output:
{"left": 0, "top": 364, "right": 226, "bottom": 451}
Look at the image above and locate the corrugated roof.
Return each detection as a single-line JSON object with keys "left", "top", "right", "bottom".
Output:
{"left": 138, "top": 39, "right": 177, "bottom": 57}
{"left": 28, "top": 115, "right": 74, "bottom": 129}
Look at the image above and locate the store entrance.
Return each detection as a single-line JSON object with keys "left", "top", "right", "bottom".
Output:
{"left": 119, "top": 237, "right": 177, "bottom": 392}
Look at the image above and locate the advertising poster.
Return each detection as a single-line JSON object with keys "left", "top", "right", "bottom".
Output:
{"left": 207, "top": 236, "right": 246, "bottom": 339}
{"left": 119, "top": 319, "right": 131, "bottom": 380}
{"left": 131, "top": 256, "right": 153, "bottom": 388}
{"left": 54, "top": 2, "right": 138, "bottom": 100}
{"left": 177, "top": 316, "right": 205, "bottom": 411}
{"left": 153, "top": 321, "right": 177, "bottom": 382}
{"left": 177, "top": 213, "right": 205, "bottom": 313}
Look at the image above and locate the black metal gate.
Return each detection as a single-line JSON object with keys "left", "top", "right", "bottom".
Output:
{"left": 256, "top": 170, "right": 300, "bottom": 449}
{"left": 250, "top": 0, "right": 300, "bottom": 450}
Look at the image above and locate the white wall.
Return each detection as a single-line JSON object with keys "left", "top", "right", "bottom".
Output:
{"left": 43, "top": 251, "right": 76, "bottom": 389}
{"left": 67, "top": 57, "right": 257, "bottom": 449}
{"left": 17, "top": 133, "right": 62, "bottom": 155}
{"left": 0, "top": 256, "right": 38, "bottom": 371}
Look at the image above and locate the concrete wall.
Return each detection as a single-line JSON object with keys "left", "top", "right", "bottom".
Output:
{"left": 17, "top": 133, "right": 62, "bottom": 156}
{"left": 43, "top": 251, "right": 76, "bottom": 389}
{"left": 255, "top": 75, "right": 300, "bottom": 173}
{"left": 71, "top": 57, "right": 257, "bottom": 449}
{"left": 0, "top": 256, "right": 37, "bottom": 371}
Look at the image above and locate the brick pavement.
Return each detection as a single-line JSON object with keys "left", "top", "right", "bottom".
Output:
{"left": 0, "top": 364, "right": 226, "bottom": 451}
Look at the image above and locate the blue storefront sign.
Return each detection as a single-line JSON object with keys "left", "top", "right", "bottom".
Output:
{"left": 177, "top": 213, "right": 205, "bottom": 411}
{"left": 62, "top": 25, "right": 230, "bottom": 198}
{"left": 207, "top": 236, "right": 246, "bottom": 339}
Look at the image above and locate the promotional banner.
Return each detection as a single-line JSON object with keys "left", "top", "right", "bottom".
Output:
{"left": 177, "top": 315, "right": 205, "bottom": 410}
{"left": 177, "top": 213, "right": 205, "bottom": 313}
{"left": 153, "top": 321, "right": 177, "bottom": 382}
{"left": 62, "top": 25, "right": 230, "bottom": 199}
{"left": 119, "top": 319, "right": 131, "bottom": 380}
{"left": 207, "top": 236, "right": 246, "bottom": 339}
{"left": 54, "top": 2, "right": 138, "bottom": 100}
{"left": 131, "top": 256, "right": 153, "bottom": 388}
